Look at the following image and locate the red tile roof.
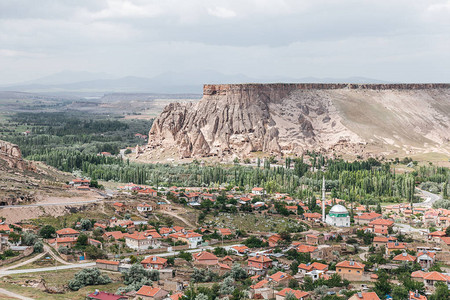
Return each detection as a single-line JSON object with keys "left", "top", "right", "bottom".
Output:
{"left": 269, "top": 271, "right": 291, "bottom": 282}
{"left": 193, "top": 251, "right": 218, "bottom": 261}
{"left": 96, "top": 259, "right": 120, "bottom": 265}
{"left": 336, "top": 260, "right": 365, "bottom": 269}
{"left": 276, "top": 288, "right": 309, "bottom": 299}
{"left": 136, "top": 285, "right": 162, "bottom": 297}
{"left": 393, "top": 253, "right": 416, "bottom": 262}
{"left": 248, "top": 255, "right": 272, "bottom": 263}
{"left": 56, "top": 228, "right": 79, "bottom": 235}
{"left": 369, "top": 219, "right": 394, "bottom": 226}
{"left": 351, "top": 292, "right": 380, "bottom": 300}
{"left": 141, "top": 256, "right": 168, "bottom": 265}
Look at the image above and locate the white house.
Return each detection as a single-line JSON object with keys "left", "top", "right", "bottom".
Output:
{"left": 252, "top": 187, "right": 266, "bottom": 196}
{"left": 137, "top": 203, "right": 153, "bottom": 213}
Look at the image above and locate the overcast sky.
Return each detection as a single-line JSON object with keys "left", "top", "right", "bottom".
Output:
{"left": 0, "top": 0, "right": 449, "bottom": 84}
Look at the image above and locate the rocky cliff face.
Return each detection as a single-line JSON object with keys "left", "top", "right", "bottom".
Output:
{"left": 0, "top": 140, "right": 35, "bottom": 171}
{"left": 144, "top": 83, "right": 450, "bottom": 160}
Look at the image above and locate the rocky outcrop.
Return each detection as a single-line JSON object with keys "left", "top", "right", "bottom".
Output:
{"left": 145, "top": 83, "right": 450, "bottom": 160}
{"left": 0, "top": 140, "right": 35, "bottom": 171}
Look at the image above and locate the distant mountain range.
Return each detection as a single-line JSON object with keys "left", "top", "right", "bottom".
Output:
{"left": 0, "top": 70, "right": 390, "bottom": 94}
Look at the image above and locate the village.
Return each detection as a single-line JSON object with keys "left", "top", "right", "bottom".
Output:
{"left": 1, "top": 176, "right": 450, "bottom": 300}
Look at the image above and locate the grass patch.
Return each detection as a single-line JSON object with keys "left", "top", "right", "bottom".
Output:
{"left": 31, "top": 210, "right": 111, "bottom": 230}
{"left": 1, "top": 269, "right": 123, "bottom": 300}
{"left": 205, "top": 212, "right": 301, "bottom": 233}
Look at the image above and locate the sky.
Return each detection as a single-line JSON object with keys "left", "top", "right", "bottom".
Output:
{"left": 0, "top": 0, "right": 449, "bottom": 84}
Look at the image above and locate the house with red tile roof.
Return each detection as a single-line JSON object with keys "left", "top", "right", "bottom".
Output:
{"left": 428, "top": 231, "right": 446, "bottom": 242}
{"left": 303, "top": 212, "right": 322, "bottom": 221}
{"left": 336, "top": 260, "right": 365, "bottom": 281}
{"left": 248, "top": 255, "right": 273, "bottom": 270}
{"left": 393, "top": 252, "right": 416, "bottom": 262}
{"left": 295, "top": 244, "right": 318, "bottom": 254}
{"left": 348, "top": 292, "right": 380, "bottom": 300}
{"left": 0, "top": 223, "right": 12, "bottom": 233}
{"left": 267, "top": 234, "right": 282, "bottom": 247}
{"left": 96, "top": 259, "right": 120, "bottom": 272}
{"left": 138, "top": 188, "right": 157, "bottom": 197}
{"left": 372, "top": 236, "right": 397, "bottom": 249}
{"left": 408, "top": 291, "right": 427, "bottom": 300}
{"left": 386, "top": 242, "right": 407, "bottom": 255}
{"left": 231, "top": 245, "right": 249, "bottom": 255}
{"left": 124, "top": 232, "right": 159, "bottom": 250}
{"left": 368, "top": 219, "right": 394, "bottom": 235}
{"left": 355, "top": 212, "right": 382, "bottom": 225}
{"left": 56, "top": 228, "right": 79, "bottom": 238}
{"left": 417, "top": 251, "right": 436, "bottom": 269}
{"left": 269, "top": 271, "right": 292, "bottom": 286}
{"left": 55, "top": 237, "right": 78, "bottom": 248}
{"left": 298, "top": 262, "right": 328, "bottom": 274}
{"left": 422, "top": 271, "right": 450, "bottom": 288}
{"left": 305, "top": 234, "right": 323, "bottom": 245}
{"left": 103, "top": 231, "right": 125, "bottom": 240}
{"left": 217, "top": 228, "right": 233, "bottom": 236}
{"left": 252, "top": 187, "right": 265, "bottom": 195}
{"left": 135, "top": 285, "right": 169, "bottom": 300}
{"left": 193, "top": 251, "right": 219, "bottom": 265}
{"left": 113, "top": 202, "right": 126, "bottom": 212}
{"left": 141, "top": 256, "right": 168, "bottom": 270}
{"left": 169, "top": 293, "right": 183, "bottom": 300}
{"left": 276, "top": 288, "right": 310, "bottom": 300}
{"left": 86, "top": 291, "right": 127, "bottom": 300}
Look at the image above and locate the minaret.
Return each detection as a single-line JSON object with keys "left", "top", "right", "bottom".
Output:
{"left": 322, "top": 176, "right": 326, "bottom": 222}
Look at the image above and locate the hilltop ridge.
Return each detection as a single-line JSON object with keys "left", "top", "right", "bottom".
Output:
{"left": 140, "top": 83, "right": 450, "bottom": 162}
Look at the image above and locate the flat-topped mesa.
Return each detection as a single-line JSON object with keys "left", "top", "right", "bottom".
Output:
{"left": 144, "top": 83, "right": 450, "bottom": 161}
{"left": 203, "top": 83, "right": 450, "bottom": 95}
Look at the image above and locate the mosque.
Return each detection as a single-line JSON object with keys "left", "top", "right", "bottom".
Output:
{"left": 325, "top": 204, "right": 350, "bottom": 227}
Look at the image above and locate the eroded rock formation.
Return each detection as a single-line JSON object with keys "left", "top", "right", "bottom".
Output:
{"left": 144, "top": 83, "right": 450, "bottom": 160}
{"left": 0, "top": 140, "right": 35, "bottom": 171}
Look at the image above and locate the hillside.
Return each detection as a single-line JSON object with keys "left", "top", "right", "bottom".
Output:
{"left": 141, "top": 83, "right": 450, "bottom": 162}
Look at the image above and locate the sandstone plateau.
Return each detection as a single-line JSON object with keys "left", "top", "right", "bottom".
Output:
{"left": 141, "top": 83, "right": 450, "bottom": 161}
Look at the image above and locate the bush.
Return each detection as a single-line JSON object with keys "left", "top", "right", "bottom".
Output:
{"left": 33, "top": 241, "right": 44, "bottom": 253}
{"left": 118, "top": 263, "right": 159, "bottom": 293}
{"left": 39, "top": 225, "right": 56, "bottom": 239}
{"left": 68, "top": 268, "right": 111, "bottom": 291}
{"left": 58, "top": 246, "right": 70, "bottom": 255}
{"left": 21, "top": 232, "right": 38, "bottom": 246}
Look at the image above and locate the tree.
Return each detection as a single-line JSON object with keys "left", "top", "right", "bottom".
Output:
{"left": 446, "top": 226, "right": 450, "bottom": 237}
{"left": 230, "top": 264, "right": 247, "bottom": 280}
{"left": 430, "top": 282, "right": 449, "bottom": 300}
{"left": 39, "top": 225, "right": 56, "bottom": 238}
{"left": 288, "top": 279, "right": 299, "bottom": 289}
{"left": 178, "top": 251, "right": 192, "bottom": 262}
{"left": 219, "top": 276, "right": 235, "bottom": 295}
{"left": 374, "top": 271, "right": 392, "bottom": 299}
{"left": 290, "top": 261, "right": 299, "bottom": 275}
{"left": 21, "top": 232, "right": 38, "bottom": 246}
{"left": 33, "top": 241, "right": 44, "bottom": 253}
{"left": 376, "top": 203, "right": 382, "bottom": 214}
{"left": 392, "top": 285, "right": 408, "bottom": 300}
{"left": 194, "top": 294, "right": 209, "bottom": 300}
{"left": 76, "top": 234, "right": 88, "bottom": 246}
{"left": 80, "top": 219, "right": 92, "bottom": 230}
{"left": 68, "top": 268, "right": 111, "bottom": 291}
{"left": 118, "top": 263, "right": 159, "bottom": 293}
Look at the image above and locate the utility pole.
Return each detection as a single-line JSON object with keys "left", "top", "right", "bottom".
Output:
{"left": 322, "top": 176, "right": 326, "bottom": 223}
